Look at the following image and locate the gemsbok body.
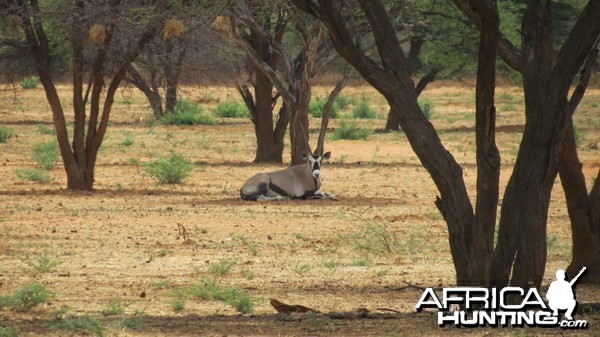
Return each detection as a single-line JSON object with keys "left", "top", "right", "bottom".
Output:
{"left": 240, "top": 151, "right": 336, "bottom": 201}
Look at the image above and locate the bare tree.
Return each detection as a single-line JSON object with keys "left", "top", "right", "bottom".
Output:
{"left": 294, "top": 0, "right": 600, "bottom": 287}
{"left": 7, "top": 0, "right": 170, "bottom": 189}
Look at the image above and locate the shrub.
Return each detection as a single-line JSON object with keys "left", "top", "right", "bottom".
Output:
{"left": 309, "top": 96, "right": 338, "bottom": 118}
{"left": 36, "top": 124, "right": 56, "bottom": 135}
{"left": 50, "top": 315, "right": 104, "bottom": 337}
{"left": 0, "top": 283, "right": 53, "bottom": 312}
{"left": 214, "top": 101, "right": 250, "bottom": 118}
{"left": 0, "top": 126, "right": 13, "bottom": 143}
{"left": 20, "top": 76, "right": 40, "bottom": 89}
{"left": 0, "top": 326, "right": 19, "bottom": 337}
{"left": 32, "top": 140, "right": 60, "bottom": 170}
{"left": 334, "top": 94, "right": 356, "bottom": 110}
{"left": 331, "top": 121, "right": 373, "bottom": 140}
{"left": 352, "top": 95, "right": 378, "bottom": 119}
{"left": 170, "top": 278, "right": 254, "bottom": 314}
{"left": 144, "top": 153, "right": 193, "bottom": 184}
{"left": 160, "top": 100, "right": 215, "bottom": 125}
{"left": 418, "top": 98, "right": 435, "bottom": 120}
{"left": 15, "top": 168, "right": 54, "bottom": 183}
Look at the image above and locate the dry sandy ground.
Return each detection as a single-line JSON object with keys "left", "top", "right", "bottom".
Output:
{"left": 0, "top": 84, "right": 599, "bottom": 336}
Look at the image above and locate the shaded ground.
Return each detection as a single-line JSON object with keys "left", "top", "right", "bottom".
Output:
{"left": 1, "top": 84, "right": 599, "bottom": 336}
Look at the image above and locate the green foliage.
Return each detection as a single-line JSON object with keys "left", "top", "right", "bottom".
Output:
{"left": 101, "top": 299, "right": 125, "bottom": 316}
{"left": 50, "top": 315, "right": 105, "bottom": 337}
{"left": 309, "top": 96, "right": 338, "bottom": 118}
{"left": 120, "top": 138, "right": 134, "bottom": 147}
{"left": 331, "top": 121, "right": 373, "bottom": 140}
{"left": 334, "top": 94, "right": 356, "bottom": 110}
{"left": 32, "top": 140, "right": 60, "bottom": 170}
{"left": 0, "top": 283, "right": 53, "bottom": 312}
{"left": 20, "top": 76, "right": 40, "bottom": 89}
{"left": 214, "top": 101, "right": 250, "bottom": 118}
{"left": 144, "top": 153, "right": 194, "bottom": 184}
{"left": 171, "top": 300, "right": 185, "bottom": 312}
{"left": 170, "top": 278, "right": 254, "bottom": 314}
{"left": 0, "top": 326, "right": 19, "bottom": 337}
{"left": 160, "top": 100, "right": 215, "bottom": 125}
{"left": 19, "top": 250, "right": 61, "bottom": 276}
{"left": 352, "top": 95, "right": 377, "bottom": 119}
{"left": 0, "top": 126, "right": 13, "bottom": 143}
{"left": 418, "top": 98, "right": 435, "bottom": 120}
{"left": 15, "top": 168, "right": 53, "bottom": 183}
{"left": 209, "top": 259, "right": 236, "bottom": 276}
{"left": 36, "top": 124, "right": 56, "bottom": 135}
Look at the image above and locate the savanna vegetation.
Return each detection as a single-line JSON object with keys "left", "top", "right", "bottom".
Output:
{"left": 0, "top": 0, "right": 599, "bottom": 336}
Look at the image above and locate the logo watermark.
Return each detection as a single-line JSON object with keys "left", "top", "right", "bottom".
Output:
{"left": 415, "top": 267, "right": 588, "bottom": 329}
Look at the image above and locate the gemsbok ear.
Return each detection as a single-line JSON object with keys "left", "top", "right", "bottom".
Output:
{"left": 322, "top": 152, "right": 331, "bottom": 159}
{"left": 300, "top": 152, "right": 308, "bottom": 160}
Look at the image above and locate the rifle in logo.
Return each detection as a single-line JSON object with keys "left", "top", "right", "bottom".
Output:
{"left": 546, "top": 267, "right": 586, "bottom": 321}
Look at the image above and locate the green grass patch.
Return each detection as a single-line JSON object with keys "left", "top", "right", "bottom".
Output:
{"left": 144, "top": 153, "right": 193, "bottom": 184}
{"left": 15, "top": 168, "right": 53, "bottom": 183}
{"left": 36, "top": 124, "right": 56, "bottom": 135}
{"left": 0, "top": 125, "right": 13, "bottom": 143}
{"left": 214, "top": 101, "right": 250, "bottom": 118}
{"left": 160, "top": 100, "right": 215, "bottom": 125}
{"left": 50, "top": 315, "right": 104, "bottom": 337}
{"left": 331, "top": 121, "right": 373, "bottom": 140}
{"left": 101, "top": 299, "right": 125, "bottom": 316}
{"left": 209, "top": 259, "right": 236, "bottom": 276}
{"left": 169, "top": 278, "right": 254, "bottom": 314}
{"left": 32, "top": 140, "right": 60, "bottom": 170}
{"left": 0, "top": 326, "right": 19, "bottom": 337}
{"left": 0, "top": 283, "right": 53, "bottom": 312}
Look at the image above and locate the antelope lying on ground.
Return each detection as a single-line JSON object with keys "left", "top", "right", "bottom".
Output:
{"left": 240, "top": 151, "right": 337, "bottom": 201}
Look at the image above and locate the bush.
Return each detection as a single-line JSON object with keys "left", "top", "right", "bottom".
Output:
{"left": 36, "top": 124, "right": 56, "bottom": 135}
{"left": 160, "top": 100, "right": 215, "bottom": 125}
{"left": 214, "top": 101, "right": 250, "bottom": 118}
{"left": 0, "top": 283, "right": 53, "bottom": 312}
{"left": 0, "top": 326, "right": 19, "bottom": 337}
{"left": 15, "top": 168, "right": 54, "bottom": 183}
{"left": 419, "top": 98, "right": 435, "bottom": 120}
{"left": 309, "top": 96, "right": 338, "bottom": 119}
{"left": 32, "top": 140, "right": 60, "bottom": 170}
{"left": 352, "top": 95, "right": 378, "bottom": 119}
{"left": 0, "top": 125, "right": 13, "bottom": 143}
{"left": 331, "top": 121, "right": 373, "bottom": 140}
{"left": 170, "top": 278, "right": 254, "bottom": 314}
{"left": 50, "top": 315, "right": 104, "bottom": 337}
{"left": 334, "top": 94, "right": 356, "bottom": 110}
{"left": 145, "top": 153, "right": 193, "bottom": 184}
{"left": 20, "top": 76, "right": 40, "bottom": 89}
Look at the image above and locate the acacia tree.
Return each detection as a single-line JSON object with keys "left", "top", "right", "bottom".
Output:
{"left": 215, "top": 1, "right": 288, "bottom": 163}
{"left": 218, "top": 0, "right": 333, "bottom": 164}
{"left": 8, "top": 0, "right": 170, "bottom": 189}
{"left": 294, "top": 0, "right": 600, "bottom": 287}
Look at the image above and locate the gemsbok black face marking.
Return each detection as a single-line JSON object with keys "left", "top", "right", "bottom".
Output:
{"left": 240, "top": 151, "right": 336, "bottom": 201}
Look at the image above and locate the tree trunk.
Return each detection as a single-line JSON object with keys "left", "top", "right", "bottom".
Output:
{"left": 253, "top": 73, "right": 282, "bottom": 163}
{"left": 560, "top": 121, "right": 600, "bottom": 283}
{"left": 469, "top": 0, "right": 500, "bottom": 287}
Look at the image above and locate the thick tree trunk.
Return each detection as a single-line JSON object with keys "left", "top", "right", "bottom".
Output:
{"left": 253, "top": 73, "right": 282, "bottom": 163}
{"left": 560, "top": 121, "right": 600, "bottom": 283}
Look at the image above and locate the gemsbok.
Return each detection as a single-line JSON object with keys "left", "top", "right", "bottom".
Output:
{"left": 240, "top": 115, "right": 337, "bottom": 201}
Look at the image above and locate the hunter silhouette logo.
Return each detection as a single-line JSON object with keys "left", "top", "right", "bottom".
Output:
{"left": 416, "top": 267, "right": 588, "bottom": 329}
{"left": 546, "top": 267, "right": 586, "bottom": 321}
